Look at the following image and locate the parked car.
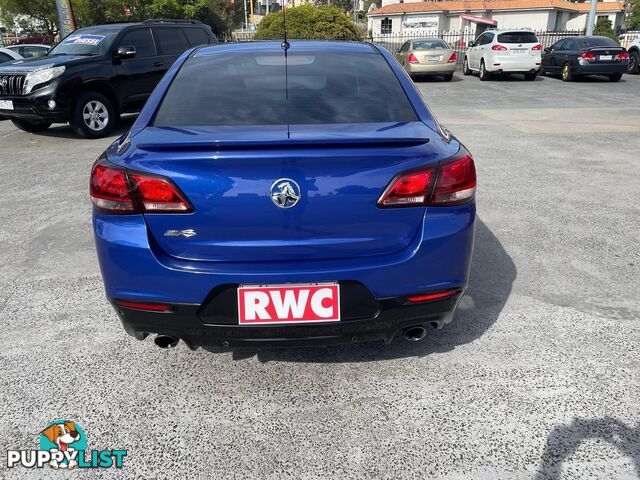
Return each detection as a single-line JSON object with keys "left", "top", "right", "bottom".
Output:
{"left": 628, "top": 37, "right": 640, "bottom": 74}
{"left": 5, "top": 44, "right": 50, "bottom": 58}
{"left": 0, "top": 19, "right": 217, "bottom": 138}
{"left": 90, "top": 41, "right": 477, "bottom": 350}
{"left": 0, "top": 47, "right": 22, "bottom": 64}
{"left": 395, "top": 38, "right": 457, "bottom": 81}
{"left": 541, "top": 36, "right": 629, "bottom": 82}
{"left": 463, "top": 29, "right": 542, "bottom": 81}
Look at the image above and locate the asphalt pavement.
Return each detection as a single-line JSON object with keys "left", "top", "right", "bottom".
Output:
{"left": 1, "top": 71, "right": 639, "bottom": 479}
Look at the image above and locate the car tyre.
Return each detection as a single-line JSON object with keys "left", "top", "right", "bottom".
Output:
{"left": 71, "top": 92, "right": 116, "bottom": 139}
{"left": 10, "top": 118, "right": 52, "bottom": 133}
{"left": 628, "top": 51, "right": 639, "bottom": 74}
{"left": 609, "top": 72, "right": 623, "bottom": 82}
{"left": 524, "top": 71, "right": 537, "bottom": 81}
{"left": 561, "top": 63, "right": 572, "bottom": 82}
{"left": 479, "top": 60, "right": 490, "bottom": 81}
{"left": 463, "top": 57, "right": 471, "bottom": 76}
{"left": 444, "top": 72, "right": 454, "bottom": 81}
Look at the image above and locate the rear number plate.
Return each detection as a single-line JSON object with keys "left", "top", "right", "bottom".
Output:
{"left": 599, "top": 55, "right": 613, "bottom": 61}
{"left": 427, "top": 55, "right": 441, "bottom": 62}
{"left": 0, "top": 100, "right": 13, "bottom": 110}
{"left": 238, "top": 283, "right": 340, "bottom": 325}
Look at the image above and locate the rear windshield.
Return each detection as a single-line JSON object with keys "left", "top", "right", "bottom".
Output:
{"left": 497, "top": 32, "right": 539, "bottom": 44}
{"left": 153, "top": 51, "right": 417, "bottom": 126}
{"left": 577, "top": 36, "right": 619, "bottom": 48}
{"left": 413, "top": 39, "right": 449, "bottom": 50}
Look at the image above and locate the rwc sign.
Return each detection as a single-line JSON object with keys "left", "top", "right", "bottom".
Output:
{"left": 55, "top": 0, "right": 77, "bottom": 38}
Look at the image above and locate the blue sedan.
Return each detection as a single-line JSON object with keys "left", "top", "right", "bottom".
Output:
{"left": 90, "top": 41, "right": 476, "bottom": 350}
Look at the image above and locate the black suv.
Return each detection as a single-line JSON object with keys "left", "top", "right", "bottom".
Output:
{"left": 0, "top": 20, "right": 217, "bottom": 138}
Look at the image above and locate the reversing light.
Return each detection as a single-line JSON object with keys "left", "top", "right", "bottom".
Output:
{"left": 407, "top": 289, "right": 460, "bottom": 303}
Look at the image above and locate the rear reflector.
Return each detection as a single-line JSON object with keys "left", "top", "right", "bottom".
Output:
{"left": 116, "top": 300, "right": 172, "bottom": 312}
{"left": 448, "top": 52, "right": 457, "bottom": 63}
{"left": 407, "top": 289, "right": 460, "bottom": 303}
{"left": 408, "top": 53, "right": 420, "bottom": 64}
{"left": 378, "top": 152, "right": 476, "bottom": 208}
{"left": 492, "top": 45, "right": 507, "bottom": 51}
{"left": 90, "top": 159, "right": 192, "bottom": 214}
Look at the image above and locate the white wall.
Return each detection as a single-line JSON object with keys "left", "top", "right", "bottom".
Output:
{"left": 491, "top": 11, "right": 551, "bottom": 30}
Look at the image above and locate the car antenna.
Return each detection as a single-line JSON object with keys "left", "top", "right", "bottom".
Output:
{"left": 281, "top": 0, "right": 289, "bottom": 51}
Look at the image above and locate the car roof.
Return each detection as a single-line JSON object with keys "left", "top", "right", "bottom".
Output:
{"left": 194, "top": 41, "right": 377, "bottom": 58}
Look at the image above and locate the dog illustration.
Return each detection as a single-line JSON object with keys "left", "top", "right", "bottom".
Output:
{"left": 41, "top": 421, "right": 80, "bottom": 469}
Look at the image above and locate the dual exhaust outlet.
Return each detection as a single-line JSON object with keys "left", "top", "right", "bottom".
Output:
{"left": 152, "top": 325, "right": 428, "bottom": 349}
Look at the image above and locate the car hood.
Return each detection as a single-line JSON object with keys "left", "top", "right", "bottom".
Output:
{"left": 0, "top": 54, "right": 96, "bottom": 73}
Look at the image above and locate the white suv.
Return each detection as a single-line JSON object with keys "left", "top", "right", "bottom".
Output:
{"left": 628, "top": 38, "right": 639, "bottom": 74}
{"left": 463, "top": 29, "right": 542, "bottom": 81}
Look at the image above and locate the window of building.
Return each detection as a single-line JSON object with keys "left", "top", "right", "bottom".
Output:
{"left": 381, "top": 17, "right": 392, "bottom": 34}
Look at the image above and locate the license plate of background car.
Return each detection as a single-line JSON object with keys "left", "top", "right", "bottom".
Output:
{"left": 599, "top": 55, "right": 613, "bottom": 61}
{"left": 427, "top": 55, "right": 441, "bottom": 62}
{"left": 0, "top": 100, "right": 13, "bottom": 110}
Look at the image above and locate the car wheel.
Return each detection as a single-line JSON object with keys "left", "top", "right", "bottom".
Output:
{"left": 609, "top": 72, "right": 623, "bottom": 82}
{"left": 628, "top": 51, "right": 639, "bottom": 74}
{"left": 444, "top": 73, "right": 454, "bottom": 81}
{"left": 10, "top": 118, "right": 52, "bottom": 133}
{"left": 479, "top": 60, "right": 490, "bottom": 81}
{"left": 561, "top": 63, "right": 572, "bottom": 82}
{"left": 463, "top": 57, "right": 471, "bottom": 76}
{"left": 524, "top": 71, "right": 537, "bottom": 81}
{"left": 71, "top": 92, "right": 116, "bottom": 139}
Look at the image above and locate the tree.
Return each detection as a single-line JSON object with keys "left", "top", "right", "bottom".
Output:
{"left": 593, "top": 17, "right": 617, "bottom": 40}
{"left": 0, "top": 0, "right": 59, "bottom": 35}
{"left": 312, "top": 0, "right": 354, "bottom": 14}
{"left": 255, "top": 4, "right": 361, "bottom": 40}
{"left": 627, "top": 0, "right": 640, "bottom": 30}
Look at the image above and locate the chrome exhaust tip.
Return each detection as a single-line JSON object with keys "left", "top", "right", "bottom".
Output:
{"left": 154, "top": 335, "right": 179, "bottom": 349}
{"left": 403, "top": 326, "right": 427, "bottom": 342}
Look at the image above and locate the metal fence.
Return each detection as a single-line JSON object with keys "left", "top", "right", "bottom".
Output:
{"left": 227, "top": 30, "right": 586, "bottom": 65}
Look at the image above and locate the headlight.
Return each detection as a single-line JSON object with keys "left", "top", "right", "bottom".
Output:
{"left": 23, "top": 65, "right": 65, "bottom": 95}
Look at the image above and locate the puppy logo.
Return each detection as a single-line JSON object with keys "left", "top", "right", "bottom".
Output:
{"left": 39, "top": 421, "right": 86, "bottom": 469}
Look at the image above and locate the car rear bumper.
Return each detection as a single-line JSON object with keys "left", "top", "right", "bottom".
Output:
{"left": 407, "top": 63, "right": 456, "bottom": 75}
{"left": 487, "top": 56, "right": 541, "bottom": 73}
{"left": 113, "top": 290, "right": 464, "bottom": 349}
{"left": 574, "top": 62, "right": 628, "bottom": 75}
{"left": 94, "top": 203, "right": 475, "bottom": 347}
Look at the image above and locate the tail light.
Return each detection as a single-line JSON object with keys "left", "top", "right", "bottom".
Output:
{"left": 581, "top": 52, "right": 596, "bottom": 61}
{"left": 90, "top": 160, "right": 192, "bottom": 214}
{"left": 615, "top": 52, "right": 630, "bottom": 60}
{"left": 448, "top": 52, "right": 457, "bottom": 63}
{"left": 492, "top": 44, "right": 507, "bottom": 51}
{"left": 378, "top": 152, "right": 476, "bottom": 208}
{"left": 532, "top": 44, "right": 542, "bottom": 51}
{"left": 408, "top": 53, "right": 420, "bottom": 64}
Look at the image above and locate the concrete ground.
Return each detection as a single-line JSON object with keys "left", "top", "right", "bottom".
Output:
{"left": 0, "top": 72, "right": 639, "bottom": 479}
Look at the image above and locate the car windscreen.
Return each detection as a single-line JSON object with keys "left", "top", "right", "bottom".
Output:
{"left": 153, "top": 51, "right": 417, "bottom": 126}
{"left": 48, "top": 28, "right": 119, "bottom": 56}
{"left": 497, "top": 32, "right": 539, "bottom": 43}
{"left": 577, "top": 37, "right": 620, "bottom": 48}
{"left": 413, "top": 40, "right": 449, "bottom": 50}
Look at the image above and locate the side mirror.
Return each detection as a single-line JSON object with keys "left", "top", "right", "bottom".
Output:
{"left": 468, "top": 41, "right": 475, "bottom": 48}
{"left": 544, "top": 47, "right": 552, "bottom": 53}
{"left": 117, "top": 46, "right": 136, "bottom": 59}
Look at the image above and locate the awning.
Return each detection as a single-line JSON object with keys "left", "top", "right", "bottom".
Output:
{"left": 460, "top": 14, "right": 498, "bottom": 26}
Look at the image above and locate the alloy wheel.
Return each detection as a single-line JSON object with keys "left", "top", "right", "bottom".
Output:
{"left": 82, "top": 100, "right": 109, "bottom": 132}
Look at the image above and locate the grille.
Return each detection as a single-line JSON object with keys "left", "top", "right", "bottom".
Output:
{"left": 0, "top": 75, "right": 26, "bottom": 96}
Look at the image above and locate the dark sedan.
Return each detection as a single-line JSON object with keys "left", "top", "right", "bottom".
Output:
{"left": 541, "top": 36, "right": 629, "bottom": 82}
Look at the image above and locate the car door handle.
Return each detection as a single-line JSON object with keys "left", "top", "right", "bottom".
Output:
{"left": 152, "top": 62, "right": 164, "bottom": 67}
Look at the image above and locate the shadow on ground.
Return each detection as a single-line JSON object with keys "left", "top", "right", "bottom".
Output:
{"left": 214, "top": 218, "right": 516, "bottom": 363}
{"left": 535, "top": 418, "right": 640, "bottom": 479}
{"left": 25, "top": 115, "right": 136, "bottom": 140}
